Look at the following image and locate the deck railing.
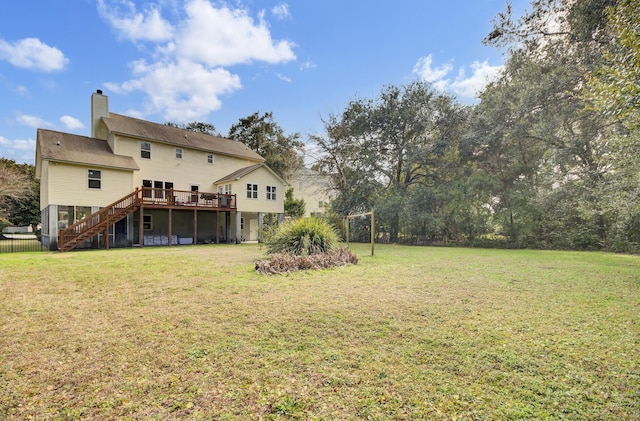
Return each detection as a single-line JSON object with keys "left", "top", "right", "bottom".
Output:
{"left": 58, "top": 187, "right": 236, "bottom": 251}
{"left": 141, "top": 188, "right": 236, "bottom": 209}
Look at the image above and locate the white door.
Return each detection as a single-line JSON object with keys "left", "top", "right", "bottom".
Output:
{"left": 249, "top": 219, "right": 259, "bottom": 241}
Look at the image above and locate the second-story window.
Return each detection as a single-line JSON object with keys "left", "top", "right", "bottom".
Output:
{"left": 88, "top": 169, "right": 101, "bottom": 189}
{"left": 176, "top": 148, "right": 183, "bottom": 159}
{"left": 207, "top": 154, "right": 214, "bottom": 164}
{"left": 141, "top": 142, "right": 151, "bottom": 159}
{"left": 266, "top": 185, "right": 276, "bottom": 200}
{"left": 246, "top": 183, "right": 258, "bottom": 199}
{"left": 225, "top": 184, "right": 232, "bottom": 194}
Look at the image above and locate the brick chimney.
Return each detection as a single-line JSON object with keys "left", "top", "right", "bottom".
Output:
{"left": 91, "top": 89, "right": 109, "bottom": 140}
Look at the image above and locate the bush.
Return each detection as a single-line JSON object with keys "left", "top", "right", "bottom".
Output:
{"left": 265, "top": 217, "right": 340, "bottom": 256}
{"left": 256, "top": 247, "right": 358, "bottom": 274}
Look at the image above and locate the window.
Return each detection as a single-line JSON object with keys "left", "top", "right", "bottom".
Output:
{"left": 142, "top": 179, "right": 152, "bottom": 198}
{"left": 190, "top": 185, "right": 199, "bottom": 203}
{"left": 266, "top": 185, "right": 276, "bottom": 200}
{"left": 225, "top": 184, "right": 232, "bottom": 194}
{"left": 154, "top": 181, "right": 164, "bottom": 199}
{"left": 140, "top": 142, "right": 151, "bottom": 159}
{"left": 175, "top": 148, "right": 183, "bottom": 159}
{"left": 88, "top": 169, "right": 101, "bottom": 189}
{"left": 246, "top": 183, "right": 258, "bottom": 199}
{"left": 207, "top": 154, "right": 214, "bottom": 164}
{"left": 57, "top": 205, "right": 73, "bottom": 229}
{"left": 143, "top": 214, "right": 152, "bottom": 231}
{"left": 76, "top": 206, "right": 91, "bottom": 221}
{"left": 241, "top": 217, "right": 245, "bottom": 230}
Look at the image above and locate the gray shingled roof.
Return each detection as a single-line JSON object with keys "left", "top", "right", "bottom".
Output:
{"left": 102, "top": 113, "right": 265, "bottom": 162}
{"left": 215, "top": 163, "right": 287, "bottom": 185}
{"left": 36, "top": 129, "right": 139, "bottom": 171}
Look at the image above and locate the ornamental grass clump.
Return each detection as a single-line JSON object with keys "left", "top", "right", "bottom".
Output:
{"left": 257, "top": 217, "right": 357, "bottom": 274}
{"left": 265, "top": 217, "right": 340, "bottom": 256}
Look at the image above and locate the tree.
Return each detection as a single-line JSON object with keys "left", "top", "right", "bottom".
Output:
{"left": 585, "top": 0, "right": 640, "bottom": 128}
{"left": 228, "top": 112, "right": 304, "bottom": 180}
{"left": 0, "top": 159, "right": 31, "bottom": 200}
{"left": 284, "top": 187, "right": 305, "bottom": 218}
{"left": 0, "top": 159, "right": 39, "bottom": 230}
{"left": 476, "top": 0, "right": 630, "bottom": 249}
{"left": 312, "top": 82, "right": 470, "bottom": 242}
{"left": 165, "top": 121, "right": 220, "bottom": 136}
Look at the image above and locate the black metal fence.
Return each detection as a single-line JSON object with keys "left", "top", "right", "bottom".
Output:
{"left": 0, "top": 236, "right": 47, "bottom": 253}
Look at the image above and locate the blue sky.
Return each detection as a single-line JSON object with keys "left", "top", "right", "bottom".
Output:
{"left": 0, "top": 0, "right": 529, "bottom": 165}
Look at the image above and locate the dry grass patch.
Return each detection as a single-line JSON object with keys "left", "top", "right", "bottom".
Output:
{"left": 1, "top": 244, "right": 638, "bottom": 419}
{"left": 255, "top": 247, "right": 358, "bottom": 274}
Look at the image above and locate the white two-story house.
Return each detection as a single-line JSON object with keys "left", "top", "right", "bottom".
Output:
{"left": 35, "top": 90, "right": 286, "bottom": 251}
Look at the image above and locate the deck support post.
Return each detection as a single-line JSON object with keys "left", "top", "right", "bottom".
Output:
{"left": 139, "top": 205, "right": 144, "bottom": 247}
{"left": 215, "top": 211, "right": 219, "bottom": 244}
{"left": 193, "top": 209, "right": 198, "bottom": 245}
{"left": 258, "top": 212, "right": 264, "bottom": 243}
{"left": 168, "top": 208, "right": 173, "bottom": 246}
{"left": 235, "top": 211, "right": 242, "bottom": 244}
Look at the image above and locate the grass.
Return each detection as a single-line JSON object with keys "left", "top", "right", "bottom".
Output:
{"left": 0, "top": 244, "right": 638, "bottom": 420}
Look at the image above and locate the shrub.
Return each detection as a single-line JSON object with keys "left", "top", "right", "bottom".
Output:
{"left": 265, "top": 217, "right": 340, "bottom": 256}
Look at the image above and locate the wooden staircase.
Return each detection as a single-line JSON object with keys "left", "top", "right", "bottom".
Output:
{"left": 59, "top": 189, "right": 142, "bottom": 252}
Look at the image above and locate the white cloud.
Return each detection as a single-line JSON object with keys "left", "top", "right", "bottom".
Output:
{"left": 0, "top": 37, "right": 68, "bottom": 72}
{"left": 14, "top": 85, "right": 29, "bottom": 96}
{"left": 413, "top": 54, "right": 453, "bottom": 85}
{"left": 450, "top": 61, "right": 504, "bottom": 98}
{"left": 110, "top": 59, "right": 241, "bottom": 122}
{"left": 178, "top": 0, "right": 296, "bottom": 67}
{"left": 413, "top": 54, "right": 503, "bottom": 100}
{"left": 97, "top": 0, "right": 174, "bottom": 42}
{"left": 272, "top": 3, "right": 291, "bottom": 20}
{"left": 0, "top": 136, "right": 36, "bottom": 164}
{"left": 276, "top": 73, "right": 292, "bottom": 83}
{"left": 100, "top": 0, "right": 296, "bottom": 121}
{"left": 300, "top": 60, "right": 316, "bottom": 71}
{"left": 60, "top": 115, "right": 85, "bottom": 131}
{"left": 15, "top": 113, "right": 53, "bottom": 128}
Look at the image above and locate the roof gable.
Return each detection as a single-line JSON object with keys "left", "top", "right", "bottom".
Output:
{"left": 102, "top": 113, "right": 265, "bottom": 162}
{"left": 215, "top": 163, "right": 288, "bottom": 185}
{"left": 36, "top": 129, "right": 139, "bottom": 173}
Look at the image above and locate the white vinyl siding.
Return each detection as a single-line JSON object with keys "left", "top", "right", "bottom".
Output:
{"left": 46, "top": 163, "right": 134, "bottom": 207}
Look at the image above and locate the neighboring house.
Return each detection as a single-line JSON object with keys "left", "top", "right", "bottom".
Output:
{"left": 35, "top": 90, "right": 286, "bottom": 251}
{"left": 288, "top": 167, "right": 334, "bottom": 217}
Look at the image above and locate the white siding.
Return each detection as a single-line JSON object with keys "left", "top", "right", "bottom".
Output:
{"left": 40, "top": 160, "right": 50, "bottom": 210}
{"left": 231, "top": 167, "right": 285, "bottom": 214}
{"left": 112, "top": 135, "right": 260, "bottom": 193}
{"left": 47, "top": 162, "right": 135, "bottom": 207}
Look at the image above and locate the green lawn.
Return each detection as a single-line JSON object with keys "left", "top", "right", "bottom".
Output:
{"left": 1, "top": 244, "right": 638, "bottom": 420}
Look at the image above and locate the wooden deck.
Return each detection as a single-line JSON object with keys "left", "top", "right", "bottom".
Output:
{"left": 141, "top": 188, "right": 236, "bottom": 210}
{"left": 59, "top": 187, "right": 237, "bottom": 251}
